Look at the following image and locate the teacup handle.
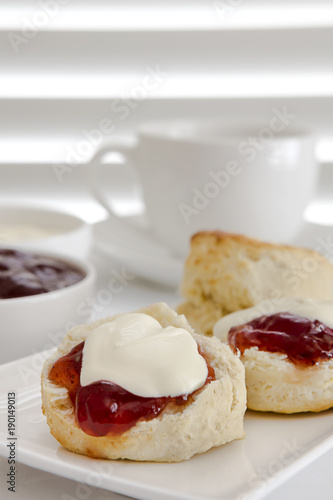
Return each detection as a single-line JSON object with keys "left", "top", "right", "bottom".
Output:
{"left": 87, "top": 143, "right": 138, "bottom": 218}
{"left": 87, "top": 144, "right": 171, "bottom": 254}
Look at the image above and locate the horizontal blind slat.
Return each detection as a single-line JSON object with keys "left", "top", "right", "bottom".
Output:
{"left": 1, "top": 74, "right": 333, "bottom": 99}
{"left": 1, "top": 3, "right": 333, "bottom": 31}
{"left": 1, "top": 28, "right": 333, "bottom": 100}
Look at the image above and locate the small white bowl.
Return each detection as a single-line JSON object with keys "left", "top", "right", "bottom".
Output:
{"left": 0, "top": 250, "right": 96, "bottom": 364}
{"left": 0, "top": 206, "right": 92, "bottom": 260}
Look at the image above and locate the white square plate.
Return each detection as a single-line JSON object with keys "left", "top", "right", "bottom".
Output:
{"left": 1, "top": 350, "right": 333, "bottom": 500}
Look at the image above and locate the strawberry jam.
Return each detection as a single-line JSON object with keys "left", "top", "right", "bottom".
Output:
{"left": 49, "top": 341, "right": 215, "bottom": 436}
{"left": 0, "top": 248, "right": 85, "bottom": 299}
{"left": 228, "top": 312, "right": 333, "bottom": 366}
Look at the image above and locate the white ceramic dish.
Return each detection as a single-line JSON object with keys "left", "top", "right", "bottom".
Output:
{"left": 0, "top": 206, "right": 92, "bottom": 259}
{"left": 0, "top": 252, "right": 95, "bottom": 364}
{"left": 1, "top": 351, "right": 333, "bottom": 500}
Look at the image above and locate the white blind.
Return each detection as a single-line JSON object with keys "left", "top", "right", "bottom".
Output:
{"left": 0, "top": 0, "right": 332, "bottom": 163}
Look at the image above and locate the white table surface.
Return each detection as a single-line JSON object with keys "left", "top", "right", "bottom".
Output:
{"left": 1, "top": 224, "right": 333, "bottom": 499}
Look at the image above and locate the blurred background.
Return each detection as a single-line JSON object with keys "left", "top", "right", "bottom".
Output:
{"left": 1, "top": 0, "right": 333, "bottom": 226}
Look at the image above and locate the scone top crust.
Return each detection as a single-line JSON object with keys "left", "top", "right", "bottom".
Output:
{"left": 181, "top": 230, "right": 333, "bottom": 313}
{"left": 189, "top": 230, "right": 324, "bottom": 261}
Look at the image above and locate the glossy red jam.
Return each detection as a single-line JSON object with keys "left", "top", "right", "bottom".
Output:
{"left": 0, "top": 249, "right": 85, "bottom": 299}
{"left": 49, "top": 341, "right": 215, "bottom": 436}
{"left": 228, "top": 312, "right": 333, "bottom": 366}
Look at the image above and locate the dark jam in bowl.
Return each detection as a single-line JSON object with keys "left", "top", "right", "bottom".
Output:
{"left": 228, "top": 312, "right": 333, "bottom": 367}
{"left": 0, "top": 249, "right": 86, "bottom": 299}
{"left": 49, "top": 341, "right": 215, "bottom": 437}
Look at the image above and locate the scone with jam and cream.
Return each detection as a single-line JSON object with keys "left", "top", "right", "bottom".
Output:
{"left": 214, "top": 298, "right": 333, "bottom": 414}
{"left": 41, "top": 302, "right": 246, "bottom": 462}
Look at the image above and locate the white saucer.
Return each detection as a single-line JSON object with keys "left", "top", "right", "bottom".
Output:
{"left": 93, "top": 215, "right": 333, "bottom": 288}
{"left": 93, "top": 214, "right": 184, "bottom": 288}
{"left": 288, "top": 220, "right": 333, "bottom": 262}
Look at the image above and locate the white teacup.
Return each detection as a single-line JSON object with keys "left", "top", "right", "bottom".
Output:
{"left": 88, "top": 123, "right": 317, "bottom": 257}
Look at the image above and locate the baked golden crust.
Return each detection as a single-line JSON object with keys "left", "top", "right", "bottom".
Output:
{"left": 41, "top": 302, "right": 246, "bottom": 462}
{"left": 178, "top": 231, "right": 333, "bottom": 335}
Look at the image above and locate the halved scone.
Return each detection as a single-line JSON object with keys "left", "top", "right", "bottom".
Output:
{"left": 41, "top": 302, "right": 246, "bottom": 462}
{"left": 214, "top": 299, "right": 333, "bottom": 413}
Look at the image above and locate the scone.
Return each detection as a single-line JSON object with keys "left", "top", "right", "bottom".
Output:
{"left": 178, "top": 231, "right": 333, "bottom": 335}
{"left": 41, "top": 302, "right": 246, "bottom": 462}
{"left": 214, "top": 298, "right": 333, "bottom": 413}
